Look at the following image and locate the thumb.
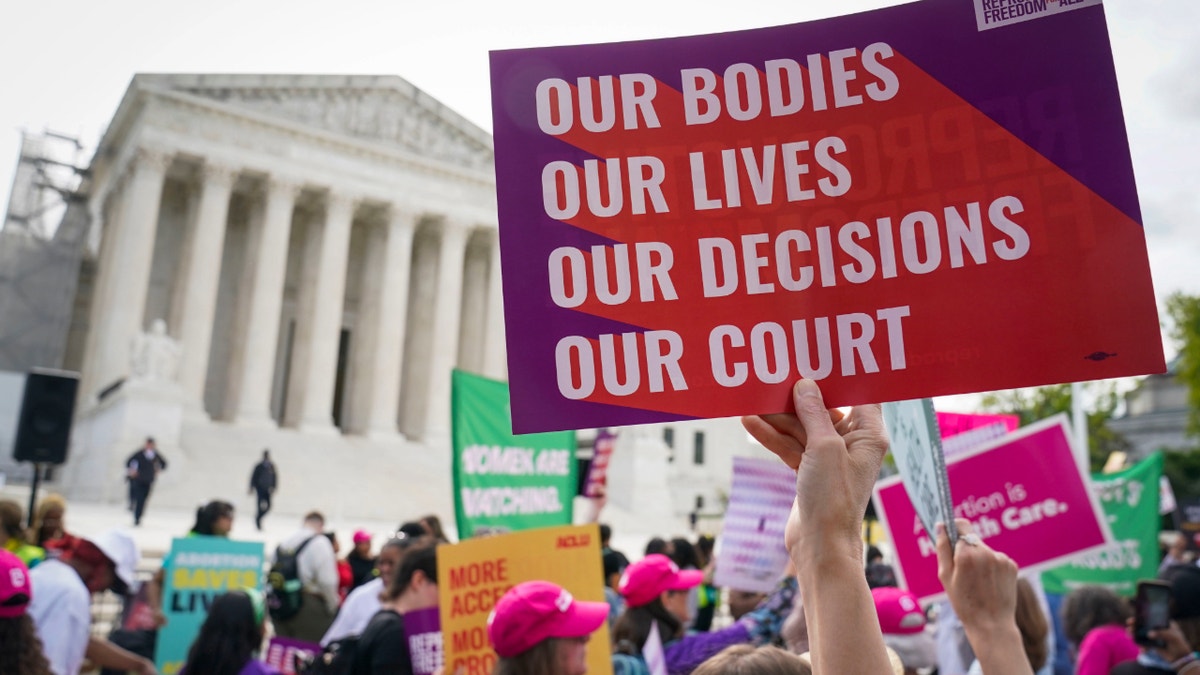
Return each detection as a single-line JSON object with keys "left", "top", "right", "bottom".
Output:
{"left": 934, "top": 521, "right": 954, "bottom": 588}
{"left": 792, "top": 379, "right": 838, "bottom": 445}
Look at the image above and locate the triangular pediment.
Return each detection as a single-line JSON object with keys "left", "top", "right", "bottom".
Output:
{"left": 136, "top": 74, "right": 494, "bottom": 172}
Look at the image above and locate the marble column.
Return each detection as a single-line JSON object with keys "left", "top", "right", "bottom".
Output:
{"left": 228, "top": 176, "right": 299, "bottom": 427}
{"left": 285, "top": 192, "right": 356, "bottom": 433}
{"left": 84, "top": 147, "right": 172, "bottom": 400}
{"left": 481, "top": 231, "right": 509, "bottom": 380}
{"left": 422, "top": 218, "right": 469, "bottom": 442}
{"left": 172, "top": 162, "right": 236, "bottom": 416}
{"left": 346, "top": 207, "right": 419, "bottom": 438}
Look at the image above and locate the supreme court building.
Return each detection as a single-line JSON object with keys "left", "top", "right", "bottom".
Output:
{"left": 0, "top": 74, "right": 759, "bottom": 530}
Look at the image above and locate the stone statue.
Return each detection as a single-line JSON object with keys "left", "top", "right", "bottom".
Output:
{"left": 130, "top": 318, "right": 181, "bottom": 384}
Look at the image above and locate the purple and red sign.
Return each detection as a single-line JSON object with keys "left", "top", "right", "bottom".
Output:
{"left": 490, "top": 0, "right": 1163, "bottom": 433}
{"left": 873, "top": 415, "right": 1110, "bottom": 601}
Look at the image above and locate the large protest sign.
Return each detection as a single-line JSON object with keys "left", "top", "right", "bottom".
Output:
{"left": 713, "top": 457, "right": 796, "bottom": 593}
{"left": 884, "top": 398, "right": 956, "bottom": 544}
{"left": 451, "top": 369, "right": 577, "bottom": 537}
{"left": 874, "top": 415, "right": 1109, "bottom": 601}
{"left": 490, "top": 0, "right": 1164, "bottom": 433}
{"left": 1042, "top": 452, "right": 1163, "bottom": 596}
{"left": 438, "top": 524, "right": 611, "bottom": 675}
{"left": 154, "top": 537, "right": 264, "bottom": 673}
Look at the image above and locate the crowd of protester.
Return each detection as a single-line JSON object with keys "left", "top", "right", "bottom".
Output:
{"left": 4, "top": 381, "right": 1200, "bottom": 674}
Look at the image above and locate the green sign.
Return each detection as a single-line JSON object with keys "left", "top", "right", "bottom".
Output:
{"left": 452, "top": 369, "right": 577, "bottom": 538}
{"left": 1042, "top": 452, "right": 1162, "bottom": 597}
{"left": 154, "top": 536, "right": 264, "bottom": 674}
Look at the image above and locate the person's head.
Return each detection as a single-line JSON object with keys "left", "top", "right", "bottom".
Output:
{"left": 262, "top": 449, "right": 270, "bottom": 461}
{"left": 384, "top": 543, "right": 439, "bottom": 610}
{"left": 352, "top": 530, "right": 372, "bottom": 556}
{"left": 144, "top": 437, "right": 156, "bottom": 450}
{"left": 873, "top": 587, "right": 935, "bottom": 675}
{"left": 303, "top": 511, "right": 325, "bottom": 531}
{"left": 398, "top": 520, "right": 429, "bottom": 540}
{"left": 644, "top": 537, "right": 673, "bottom": 558}
{"left": 376, "top": 536, "right": 425, "bottom": 583}
{"left": 1060, "top": 584, "right": 1132, "bottom": 645}
{"left": 1014, "top": 578, "right": 1049, "bottom": 671}
{"left": 182, "top": 590, "right": 265, "bottom": 675}
{"left": 191, "top": 500, "right": 235, "bottom": 536}
{"left": 1160, "top": 564, "right": 1200, "bottom": 648}
{"left": 692, "top": 644, "right": 812, "bottom": 675}
{"left": 695, "top": 535, "right": 715, "bottom": 567}
{"left": 619, "top": 554, "right": 704, "bottom": 622}
{"left": 599, "top": 524, "right": 613, "bottom": 546}
{"left": 669, "top": 538, "right": 699, "bottom": 570}
{"left": 0, "top": 551, "right": 52, "bottom": 675}
{"left": 867, "top": 545, "right": 884, "bottom": 565}
{"left": 489, "top": 581, "right": 609, "bottom": 675}
{"left": 30, "top": 494, "right": 66, "bottom": 545}
{"left": 602, "top": 550, "right": 627, "bottom": 591}
{"left": 51, "top": 530, "right": 137, "bottom": 594}
{"left": 0, "top": 501, "right": 24, "bottom": 545}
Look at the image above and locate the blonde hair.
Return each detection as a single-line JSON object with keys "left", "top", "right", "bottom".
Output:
{"left": 693, "top": 645, "right": 811, "bottom": 675}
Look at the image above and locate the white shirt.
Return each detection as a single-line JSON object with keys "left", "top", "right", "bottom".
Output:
{"left": 280, "top": 526, "right": 339, "bottom": 613}
{"left": 28, "top": 559, "right": 92, "bottom": 675}
{"left": 320, "top": 576, "right": 384, "bottom": 646}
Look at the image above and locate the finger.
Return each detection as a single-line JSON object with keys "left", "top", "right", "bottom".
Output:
{"left": 743, "top": 416, "right": 804, "bottom": 470}
{"left": 934, "top": 521, "right": 955, "bottom": 585}
{"left": 792, "top": 380, "right": 839, "bottom": 447}
{"left": 759, "top": 411, "right": 809, "bottom": 446}
{"left": 846, "top": 402, "right": 886, "bottom": 436}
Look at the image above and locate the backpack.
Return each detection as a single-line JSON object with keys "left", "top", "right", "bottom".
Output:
{"left": 266, "top": 535, "right": 317, "bottom": 621}
{"left": 297, "top": 635, "right": 360, "bottom": 675}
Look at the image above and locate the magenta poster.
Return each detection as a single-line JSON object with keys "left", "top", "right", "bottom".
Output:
{"left": 873, "top": 415, "right": 1111, "bottom": 601}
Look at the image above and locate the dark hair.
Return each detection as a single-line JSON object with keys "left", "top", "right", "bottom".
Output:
{"left": 645, "top": 537, "right": 671, "bottom": 557}
{"left": 181, "top": 591, "right": 261, "bottom": 675}
{"left": 0, "top": 615, "right": 53, "bottom": 675}
{"left": 670, "top": 538, "right": 699, "bottom": 569}
{"left": 692, "top": 644, "right": 811, "bottom": 675}
{"left": 492, "top": 638, "right": 565, "bottom": 675}
{"left": 612, "top": 597, "right": 684, "bottom": 654}
{"left": 600, "top": 524, "right": 613, "bottom": 543}
{"left": 385, "top": 544, "right": 438, "bottom": 600}
{"left": 191, "top": 500, "right": 234, "bottom": 536}
{"left": 398, "top": 521, "right": 429, "bottom": 539}
{"left": 420, "top": 514, "right": 451, "bottom": 543}
{"left": 866, "top": 545, "right": 884, "bottom": 564}
{"left": 1014, "top": 578, "right": 1049, "bottom": 671}
{"left": 695, "top": 535, "right": 715, "bottom": 564}
{"left": 1061, "top": 585, "right": 1132, "bottom": 644}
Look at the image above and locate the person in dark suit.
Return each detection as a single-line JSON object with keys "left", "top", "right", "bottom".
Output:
{"left": 248, "top": 449, "right": 277, "bottom": 530}
{"left": 125, "top": 438, "right": 166, "bottom": 526}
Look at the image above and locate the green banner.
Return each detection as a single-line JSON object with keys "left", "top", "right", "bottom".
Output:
{"left": 1042, "top": 452, "right": 1163, "bottom": 597}
{"left": 154, "top": 536, "right": 264, "bottom": 674}
{"left": 451, "top": 369, "right": 577, "bottom": 538}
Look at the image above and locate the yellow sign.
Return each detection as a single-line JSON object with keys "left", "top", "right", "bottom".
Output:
{"left": 438, "top": 523, "right": 612, "bottom": 675}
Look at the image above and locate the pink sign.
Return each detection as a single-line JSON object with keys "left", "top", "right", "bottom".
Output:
{"left": 936, "top": 411, "right": 1019, "bottom": 439}
{"left": 874, "top": 415, "right": 1110, "bottom": 601}
{"left": 265, "top": 637, "right": 320, "bottom": 675}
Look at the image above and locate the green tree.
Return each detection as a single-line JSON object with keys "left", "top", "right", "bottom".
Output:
{"left": 1166, "top": 292, "right": 1200, "bottom": 436}
{"left": 980, "top": 382, "right": 1132, "bottom": 473}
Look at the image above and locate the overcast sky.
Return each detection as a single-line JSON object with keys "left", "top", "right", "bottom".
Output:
{"left": 1, "top": 0, "right": 1196, "bottom": 386}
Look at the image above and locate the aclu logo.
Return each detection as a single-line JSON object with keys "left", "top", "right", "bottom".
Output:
{"left": 556, "top": 534, "right": 590, "bottom": 549}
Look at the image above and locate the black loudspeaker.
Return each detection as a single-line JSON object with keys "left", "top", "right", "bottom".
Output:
{"left": 12, "top": 370, "right": 79, "bottom": 465}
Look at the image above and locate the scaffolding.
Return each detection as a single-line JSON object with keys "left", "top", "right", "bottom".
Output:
{"left": 0, "top": 130, "right": 91, "bottom": 373}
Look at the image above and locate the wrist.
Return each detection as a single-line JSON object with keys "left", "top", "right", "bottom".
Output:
{"left": 1172, "top": 652, "right": 1200, "bottom": 671}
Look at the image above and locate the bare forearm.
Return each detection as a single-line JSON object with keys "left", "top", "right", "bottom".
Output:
{"left": 964, "top": 623, "right": 1033, "bottom": 675}
{"left": 795, "top": 540, "right": 892, "bottom": 675}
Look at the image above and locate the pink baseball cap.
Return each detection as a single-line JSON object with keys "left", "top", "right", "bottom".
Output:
{"left": 487, "top": 581, "right": 608, "bottom": 658}
{"left": 353, "top": 530, "right": 372, "bottom": 544}
{"left": 0, "top": 550, "right": 32, "bottom": 619}
{"left": 618, "top": 554, "right": 704, "bottom": 608}
{"left": 872, "top": 586, "right": 926, "bottom": 635}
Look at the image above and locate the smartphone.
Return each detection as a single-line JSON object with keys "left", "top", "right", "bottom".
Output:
{"left": 1134, "top": 580, "right": 1173, "bottom": 646}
